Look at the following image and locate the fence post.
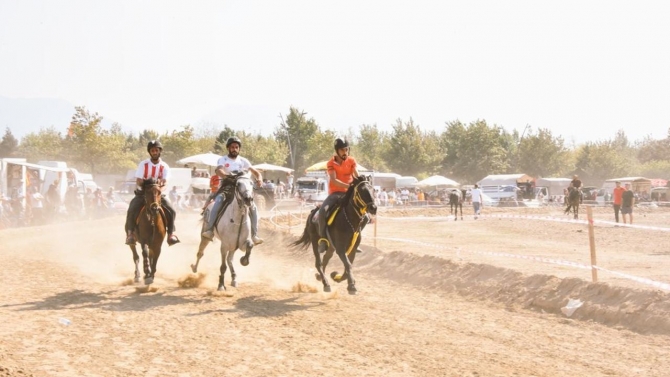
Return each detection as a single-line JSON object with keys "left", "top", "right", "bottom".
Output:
{"left": 586, "top": 206, "right": 598, "bottom": 283}
{"left": 374, "top": 215, "right": 377, "bottom": 249}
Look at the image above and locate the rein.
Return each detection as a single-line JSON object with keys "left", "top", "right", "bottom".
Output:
{"left": 342, "top": 180, "right": 374, "bottom": 232}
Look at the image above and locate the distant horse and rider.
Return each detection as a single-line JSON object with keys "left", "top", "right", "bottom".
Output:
{"left": 449, "top": 189, "right": 464, "bottom": 220}
{"left": 191, "top": 171, "right": 257, "bottom": 291}
{"left": 291, "top": 175, "right": 377, "bottom": 295}
{"left": 564, "top": 186, "right": 581, "bottom": 219}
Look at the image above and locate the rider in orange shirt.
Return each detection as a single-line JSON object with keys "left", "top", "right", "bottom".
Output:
{"left": 316, "top": 138, "right": 359, "bottom": 253}
{"left": 612, "top": 181, "right": 626, "bottom": 223}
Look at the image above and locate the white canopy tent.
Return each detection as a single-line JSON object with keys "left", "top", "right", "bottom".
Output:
{"left": 176, "top": 152, "right": 221, "bottom": 167}
{"left": 415, "top": 175, "right": 460, "bottom": 188}
{"left": 252, "top": 163, "right": 294, "bottom": 173}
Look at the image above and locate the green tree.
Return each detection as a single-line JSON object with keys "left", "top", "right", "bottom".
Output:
{"left": 63, "top": 107, "right": 111, "bottom": 174}
{"left": 517, "top": 128, "right": 569, "bottom": 178}
{"left": 0, "top": 127, "right": 19, "bottom": 158}
{"left": 355, "top": 124, "right": 389, "bottom": 172}
{"left": 441, "top": 119, "right": 511, "bottom": 183}
{"left": 242, "top": 134, "right": 289, "bottom": 166}
{"left": 212, "top": 126, "right": 237, "bottom": 154}
{"left": 274, "top": 107, "right": 324, "bottom": 174}
{"left": 161, "top": 125, "right": 200, "bottom": 166}
{"left": 384, "top": 118, "right": 441, "bottom": 177}
{"left": 17, "top": 127, "right": 64, "bottom": 162}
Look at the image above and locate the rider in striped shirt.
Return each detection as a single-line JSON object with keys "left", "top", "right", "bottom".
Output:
{"left": 124, "top": 140, "right": 180, "bottom": 246}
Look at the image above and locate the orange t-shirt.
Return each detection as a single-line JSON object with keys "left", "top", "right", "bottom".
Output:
{"left": 209, "top": 175, "right": 221, "bottom": 192}
{"left": 327, "top": 156, "right": 357, "bottom": 194}
{"left": 612, "top": 186, "right": 626, "bottom": 205}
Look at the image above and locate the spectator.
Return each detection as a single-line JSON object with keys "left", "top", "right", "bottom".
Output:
{"left": 28, "top": 186, "right": 45, "bottom": 224}
{"left": 191, "top": 166, "right": 197, "bottom": 177}
{"left": 400, "top": 188, "right": 409, "bottom": 205}
{"left": 612, "top": 181, "right": 625, "bottom": 223}
{"left": 621, "top": 183, "right": 635, "bottom": 224}
{"left": 471, "top": 184, "right": 483, "bottom": 219}
{"left": 388, "top": 189, "right": 396, "bottom": 206}
{"left": 379, "top": 188, "right": 388, "bottom": 207}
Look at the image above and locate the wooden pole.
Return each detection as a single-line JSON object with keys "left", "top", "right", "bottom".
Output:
{"left": 374, "top": 215, "right": 377, "bottom": 249}
{"left": 586, "top": 206, "right": 598, "bottom": 282}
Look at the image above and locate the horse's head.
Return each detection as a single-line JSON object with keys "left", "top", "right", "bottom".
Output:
{"left": 142, "top": 178, "right": 162, "bottom": 212}
{"left": 347, "top": 175, "right": 377, "bottom": 216}
{"left": 232, "top": 171, "right": 254, "bottom": 206}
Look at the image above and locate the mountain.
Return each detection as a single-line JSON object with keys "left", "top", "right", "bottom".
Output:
{"left": 0, "top": 96, "right": 76, "bottom": 140}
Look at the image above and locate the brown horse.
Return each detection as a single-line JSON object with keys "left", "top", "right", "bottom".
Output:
{"left": 129, "top": 178, "right": 166, "bottom": 284}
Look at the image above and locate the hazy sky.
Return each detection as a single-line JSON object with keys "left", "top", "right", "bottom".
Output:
{"left": 1, "top": 0, "right": 669, "bottom": 145}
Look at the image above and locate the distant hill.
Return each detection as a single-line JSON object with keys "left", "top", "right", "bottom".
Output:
{"left": 0, "top": 96, "right": 76, "bottom": 140}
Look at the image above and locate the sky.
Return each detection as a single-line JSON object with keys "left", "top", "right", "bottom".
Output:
{"left": 1, "top": 0, "right": 669, "bottom": 146}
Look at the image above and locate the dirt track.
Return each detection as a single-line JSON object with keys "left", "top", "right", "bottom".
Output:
{"left": 1, "top": 206, "right": 670, "bottom": 376}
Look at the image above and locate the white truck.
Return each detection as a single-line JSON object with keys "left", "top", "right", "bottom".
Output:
{"left": 295, "top": 176, "right": 328, "bottom": 203}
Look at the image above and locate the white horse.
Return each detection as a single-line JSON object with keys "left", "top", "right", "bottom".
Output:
{"left": 191, "top": 171, "right": 255, "bottom": 291}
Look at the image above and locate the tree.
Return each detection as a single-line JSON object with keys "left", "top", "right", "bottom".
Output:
{"left": 0, "top": 127, "right": 19, "bottom": 158}
{"left": 212, "top": 126, "right": 237, "bottom": 155}
{"left": 17, "top": 127, "right": 64, "bottom": 162}
{"left": 517, "top": 128, "right": 569, "bottom": 178}
{"left": 355, "top": 124, "right": 389, "bottom": 172}
{"left": 440, "top": 119, "right": 511, "bottom": 183}
{"left": 63, "top": 107, "right": 112, "bottom": 174}
{"left": 274, "top": 107, "right": 324, "bottom": 175}
{"left": 384, "top": 118, "right": 442, "bottom": 177}
{"left": 161, "top": 125, "right": 200, "bottom": 166}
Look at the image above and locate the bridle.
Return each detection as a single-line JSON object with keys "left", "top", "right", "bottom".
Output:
{"left": 144, "top": 183, "right": 162, "bottom": 225}
{"left": 343, "top": 179, "right": 374, "bottom": 232}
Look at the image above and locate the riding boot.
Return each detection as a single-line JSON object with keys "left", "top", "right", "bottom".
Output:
{"left": 249, "top": 203, "right": 263, "bottom": 245}
{"left": 161, "top": 197, "right": 180, "bottom": 246}
{"left": 202, "top": 194, "right": 224, "bottom": 240}
{"left": 317, "top": 206, "right": 329, "bottom": 253}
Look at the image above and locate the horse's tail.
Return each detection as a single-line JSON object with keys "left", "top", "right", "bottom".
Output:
{"left": 291, "top": 207, "right": 318, "bottom": 249}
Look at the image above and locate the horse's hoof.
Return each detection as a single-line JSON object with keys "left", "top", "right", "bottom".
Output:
{"left": 190, "top": 264, "right": 197, "bottom": 273}
{"left": 134, "top": 277, "right": 140, "bottom": 283}
{"left": 217, "top": 285, "right": 226, "bottom": 291}
{"left": 240, "top": 256, "right": 249, "bottom": 266}
{"left": 315, "top": 273, "right": 322, "bottom": 281}
{"left": 323, "top": 285, "right": 331, "bottom": 293}
{"left": 144, "top": 278, "right": 154, "bottom": 285}
{"left": 347, "top": 287, "right": 358, "bottom": 295}
{"left": 231, "top": 281, "right": 238, "bottom": 288}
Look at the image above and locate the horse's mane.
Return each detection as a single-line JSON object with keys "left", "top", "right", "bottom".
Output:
{"left": 340, "top": 175, "right": 369, "bottom": 205}
{"left": 142, "top": 177, "right": 160, "bottom": 188}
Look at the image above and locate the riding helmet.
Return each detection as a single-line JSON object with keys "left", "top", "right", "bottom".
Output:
{"left": 226, "top": 136, "right": 242, "bottom": 149}
{"left": 334, "top": 138, "right": 349, "bottom": 151}
{"left": 147, "top": 140, "right": 163, "bottom": 152}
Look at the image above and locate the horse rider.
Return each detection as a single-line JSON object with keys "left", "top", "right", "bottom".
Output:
{"left": 201, "top": 136, "right": 264, "bottom": 245}
{"left": 124, "top": 140, "right": 180, "bottom": 246}
{"left": 570, "top": 174, "right": 583, "bottom": 203}
{"left": 317, "top": 138, "right": 360, "bottom": 254}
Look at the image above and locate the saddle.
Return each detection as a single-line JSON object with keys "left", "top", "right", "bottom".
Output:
{"left": 311, "top": 203, "right": 341, "bottom": 226}
{"left": 211, "top": 186, "right": 236, "bottom": 228}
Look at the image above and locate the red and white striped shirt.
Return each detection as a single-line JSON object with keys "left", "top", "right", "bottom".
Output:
{"left": 135, "top": 159, "right": 171, "bottom": 181}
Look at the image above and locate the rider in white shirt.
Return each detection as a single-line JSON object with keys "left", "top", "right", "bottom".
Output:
{"left": 201, "top": 136, "right": 264, "bottom": 244}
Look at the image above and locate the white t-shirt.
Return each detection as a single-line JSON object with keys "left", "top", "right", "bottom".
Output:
{"left": 135, "top": 159, "right": 171, "bottom": 181}
{"left": 471, "top": 188, "right": 483, "bottom": 203}
{"left": 216, "top": 155, "right": 252, "bottom": 175}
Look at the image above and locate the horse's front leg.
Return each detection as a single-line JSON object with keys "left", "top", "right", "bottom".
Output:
{"left": 128, "top": 244, "right": 141, "bottom": 283}
{"left": 147, "top": 244, "right": 161, "bottom": 285}
{"left": 311, "top": 235, "right": 332, "bottom": 292}
{"left": 332, "top": 245, "right": 357, "bottom": 295}
{"left": 459, "top": 204, "right": 463, "bottom": 220}
{"left": 240, "top": 239, "right": 253, "bottom": 267}
{"left": 141, "top": 243, "right": 153, "bottom": 284}
{"left": 217, "top": 248, "right": 229, "bottom": 291}
{"left": 191, "top": 236, "right": 211, "bottom": 273}
{"left": 227, "top": 249, "right": 238, "bottom": 288}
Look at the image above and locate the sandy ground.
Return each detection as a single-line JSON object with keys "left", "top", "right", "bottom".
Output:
{"left": 1, "top": 204, "right": 670, "bottom": 377}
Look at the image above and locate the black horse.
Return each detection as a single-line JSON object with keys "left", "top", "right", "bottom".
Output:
{"left": 291, "top": 175, "right": 377, "bottom": 294}
{"left": 564, "top": 187, "right": 581, "bottom": 219}
{"left": 449, "top": 189, "right": 463, "bottom": 220}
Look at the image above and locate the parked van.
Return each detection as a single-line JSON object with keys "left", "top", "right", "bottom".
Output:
{"left": 296, "top": 176, "right": 328, "bottom": 203}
